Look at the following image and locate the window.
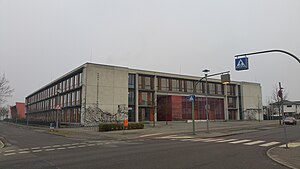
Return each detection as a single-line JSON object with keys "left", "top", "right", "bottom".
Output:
{"left": 228, "top": 97, "right": 236, "bottom": 108}
{"left": 76, "top": 90, "right": 81, "bottom": 105}
{"left": 79, "top": 73, "right": 82, "bottom": 85}
{"left": 139, "top": 92, "right": 153, "bottom": 106}
{"left": 66, "top": 79, "right": 69, "bottom": 91}
{"left": 171, "top": 79, "right": 180, "bottom": 92}
{"left": 128, "top": 74, "right": 135, "bottom": 89}
{"left": 62, "top": 81, "right": 65, "bottom": 92}
{"left": 208, "top": 83, "right": 216, "bottom": 94}
{"left": 74, "top": 75, "right": 78, "bottom": 88}
{"left": 72, "top": 92, "right": 75, "bottom": 105}
{"left": 70, "top": 77, "right": 73, "bottom": 90}
{"left": 138, "top": 75, "right": 153, "bottom": 90}
{"left": 216, "top": 84, "right": 223, "bottom": 95}
{"left": 144, "top": 76, "right": 152, "bottom": 90}
{"left": 159, "top": 78, "right": 169, "bottom": 91}
{"left": 195, "top": 82, "right": 204, "bottom": 94}
{"left": 186, "top": 81, "right": 193, "bottom": 93}
{"left": 227, "top": 85, "right": 236, "bottom": 96}
{"left": 128, "top": 90, "right": 135, "bottom": 105}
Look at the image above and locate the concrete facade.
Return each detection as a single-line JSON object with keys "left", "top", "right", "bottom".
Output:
{"left": 26, "top": 63, "right": 263, "bottom": 126}
{"left": 239, "top": 82, "right": 263, "bottom": 120}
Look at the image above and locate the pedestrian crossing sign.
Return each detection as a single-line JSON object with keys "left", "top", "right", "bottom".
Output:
{"left": 189, "top": 95, "right": 195, "bottom": 102}
{"left": 235, "top": 57, "right": 249, "bottom": 71}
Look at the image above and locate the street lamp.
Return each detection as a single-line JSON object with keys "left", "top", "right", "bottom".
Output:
{"left": 56, "top": 89, "right": 61, "bottom": 129}
{"left": 191, "top": 70, "right": 230, "bottom": 135}
{"left": 203, "top": 69, "right": 210, "bottom": 133}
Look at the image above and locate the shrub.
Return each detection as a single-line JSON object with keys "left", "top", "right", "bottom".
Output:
{"left": 99, "top": 122, "right": 144, "bottom": 132}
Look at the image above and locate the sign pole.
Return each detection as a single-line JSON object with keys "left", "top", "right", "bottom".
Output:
{"left": 279, "top": 82, "right": 288, "bottom": 148}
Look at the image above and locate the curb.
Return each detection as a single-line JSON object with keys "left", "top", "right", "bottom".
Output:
{"left": 266, "top": 146, "right": 297, "bottom": 169}
{"left": 0, "top": 139, "right": 5, "bottom": 149}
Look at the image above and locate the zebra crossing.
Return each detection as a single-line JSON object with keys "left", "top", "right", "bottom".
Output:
{"left": 155, "top": 135, "right": 282, "bottom": 147}
{"left": 0, "top": 140, "right": 137, "bottom": 157}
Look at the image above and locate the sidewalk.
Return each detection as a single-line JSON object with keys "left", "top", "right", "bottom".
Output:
{"left": 50, "top": 120, "right": 279, "bottom": 140}
{"left": 267, "top": 141, "right": 300, "bottom": 169}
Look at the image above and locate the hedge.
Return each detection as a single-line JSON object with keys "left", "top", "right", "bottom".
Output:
{"left": 99, "top": 122, "right": 144, "bottom": 132}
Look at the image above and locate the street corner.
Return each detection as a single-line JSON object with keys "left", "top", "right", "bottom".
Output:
{"left": 267, "top": 142, "right": 300, "bottom": 169}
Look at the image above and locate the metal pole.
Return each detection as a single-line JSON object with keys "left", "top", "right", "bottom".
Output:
{"left": 224, "top": 84, "right": 228, "bottom": 121}
{"left": 235, "top": 49, "right": 300, "bottom": 64}
{"left": 279, "top": 82, "right": 288, "bottom": 148}
{"left": 205, "top": 73, "right": 209, "bottom": 133}
{"left": 56, "top": 91, "right": 60, "bottom": 129}
{"left": 192, "top": 96, "right": 195, "bottom": 135}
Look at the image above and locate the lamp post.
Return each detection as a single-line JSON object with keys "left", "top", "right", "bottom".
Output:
{"left": 191, "top": 70, "right": 230, "bottom": 135}
{"left": 56, "top": 89, "right": 61, "bottom": 129}
{"left": 203, "top": 69, "right": 210, "bottom": 133}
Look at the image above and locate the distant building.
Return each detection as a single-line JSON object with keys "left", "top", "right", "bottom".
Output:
{"left": 25, "top": 63, "right": 263, "bottom": 126}
{"left": 10, "top": 102, "right": 26, "bottom": 120}
{"left": 269, "top": 100, "right": 300, "bottom": 118}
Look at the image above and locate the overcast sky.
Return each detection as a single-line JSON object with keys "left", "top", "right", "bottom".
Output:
{"left": 1, "top": 0, "right": 299, "bottom": 105}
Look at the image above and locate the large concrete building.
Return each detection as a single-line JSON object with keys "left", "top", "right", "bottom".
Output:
{"left": 25, "top": 63, "right": 263, "bottom": 126}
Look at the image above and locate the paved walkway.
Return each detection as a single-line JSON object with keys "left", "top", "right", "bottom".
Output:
{"left": 268, "top": 141, "right": 300, "bottom": 169}
{"left": 50, "top": 120, "right": 280, "bottom": 140}
{"left": 1, "top": 120, "right": 299, "bottom": 168}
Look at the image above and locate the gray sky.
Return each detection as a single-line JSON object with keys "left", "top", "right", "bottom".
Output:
{"left": 1, "top": 0, "right": 300, "bottom": 105}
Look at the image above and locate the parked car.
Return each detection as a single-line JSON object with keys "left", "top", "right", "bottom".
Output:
{"left": 283, "top": 117, "right": 297, "bottom": 125}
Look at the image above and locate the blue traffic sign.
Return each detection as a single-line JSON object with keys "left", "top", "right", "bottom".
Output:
{"left": 235, "top": 57, "right": 249, "bottom": 71}
{"left": 189, "top": 95, "right": 195, "bottom": 102}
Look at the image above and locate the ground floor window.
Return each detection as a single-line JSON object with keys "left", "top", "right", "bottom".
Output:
{"left": 157, "top": 95, "right": 225, "bottom": 121}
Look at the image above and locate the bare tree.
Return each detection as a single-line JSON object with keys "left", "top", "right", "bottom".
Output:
{"left": 0, "top": 74, "right": 14, "bottom": 105}
{"left": 0, "top": 106, "right": 9, "bottom": 120}
{"left": 268, "top": 85, "right": 288, "bottom": 124}
{"left": 270, "top": 86, "right": 288, "bottom": 104}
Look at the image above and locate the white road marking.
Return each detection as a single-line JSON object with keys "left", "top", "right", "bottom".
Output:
{"left": 19, "top": 148, "right": 29, "bottom": 151}
{"left": 45, "top": 148, "right": 55, "bottom": 151}
{"left": 31, "top": 147, "right": 41, "bottom": 150}
{"left": 52, "top": 145, "right": 61, "bottom": 148}
{"left": 63, "top": 144, "right": 72, "bottom": 146}
{"left": 32, "top": 150, "right": 42, "bottom": 153}
{"left": 70, "top": 143, "right": 80, "bottom": 146}
{"left": 157, "top": 135, "right": 178, "bottom": 139}
{"left": 4, "top": 150, "right": 16, "bottom": 153}
{"left": 4, "top": 152, "right": 16, "bottom": 156}
{"left": 202, "top": 138, "right": 224, "bottom": 142}
{"left": 279, "top": 143, "right": 300, "bottom": 148}
{"left": 259, "top": 142, "right": 281, "bottom": 147}
{"left": 244, "top": 141, "right": 265, "bottom": 146}
{"left": 229, "top": 140, "right": 251, "bottom": 144}
{"left": 190, "top": 138, "right": 208, "bottom": 142}
{"left": 216, "top": 139, "right": 238, "bottom": 143}
{"left": 67, "top": 146, "right": 76, "bottom": 149}
{"left": 19, "top": 151, "right": 30, "bottom": 154}
{"left": 57, "top": 147, "right": 66, "bottom": 150}
{"left": 139, "top": 133, "right": 163, "bottom": 138}
{"left": 42, "top": 146, "right": 51, "bottom": 149}
{"left": 87, "top": 144, "right": 96, "bottom": 146}
{"left": 78, "top": 145, "right": 87, "bottom": 148}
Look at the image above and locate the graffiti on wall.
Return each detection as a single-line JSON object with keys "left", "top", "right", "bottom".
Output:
{"left": 84, "top": 104, "right": 128, "bottom": 126}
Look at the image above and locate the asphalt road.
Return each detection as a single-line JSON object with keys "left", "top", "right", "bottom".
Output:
{"left": 0, "top": 122, "right": 299, "bottom": 169}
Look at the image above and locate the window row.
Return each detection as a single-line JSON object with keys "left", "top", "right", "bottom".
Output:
{"left": 27, "top": 90, "right": 82, "bottom": 112}
{"left": 27, "top": 108, "right": 81, "bottom": 123}
{"left": 134, "top": 75, "right": 236, "bottom": 96}
{"left": 158, "top": 77, "right": 226, "bottom": 95}
{"left": 27, "top": 72, "right": 82, "bottom": 104}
